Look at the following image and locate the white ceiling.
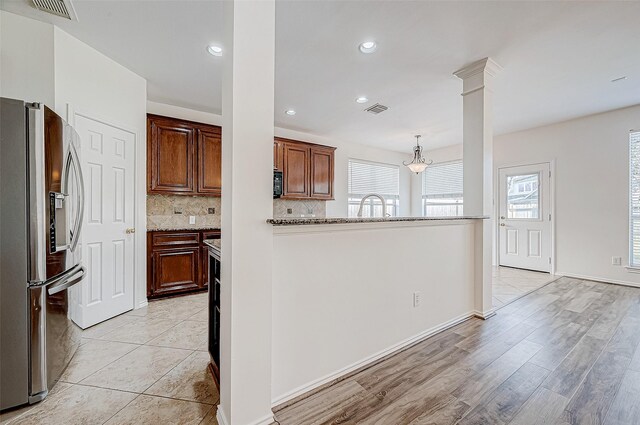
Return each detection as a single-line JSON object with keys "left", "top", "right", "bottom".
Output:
{"left": 2, "top": 0, "right": 639, "bottom": 152}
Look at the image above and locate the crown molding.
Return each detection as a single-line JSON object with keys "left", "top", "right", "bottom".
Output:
{"left": 453, "top": 57, "right": 503, "bottom": 80}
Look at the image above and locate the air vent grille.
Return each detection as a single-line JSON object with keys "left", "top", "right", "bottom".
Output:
{"left": 364, "top": 103, "right": 388, "bottom": 114}
{"left": 32, "top": 0, "right": 77, "bottom": 20}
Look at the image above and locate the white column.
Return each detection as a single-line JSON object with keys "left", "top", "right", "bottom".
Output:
{"left": 454, "top": 58, "right": 501, "bottom": 319}
{"left": 219, "top": 1, "right": 275, "bottom": 424}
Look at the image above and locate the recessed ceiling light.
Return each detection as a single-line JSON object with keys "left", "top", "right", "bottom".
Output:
{"left": 285, "top": 109, "right": 296, "bottom": 116}
{"left": 207, "top": 45, "right": 223, "bottom": 57}
{"left": 611, "top": 76, "right": 627, "bottom": 83}
{"left": 355, "top": 96, "right": 369, "bottom": 104}
{"left": 359, "top": 41, "right": 377, "bottom": 54}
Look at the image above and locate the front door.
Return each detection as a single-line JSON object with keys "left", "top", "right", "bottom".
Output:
{"left": 498, "top": 163, "right": 551, "bottom": 272}
{"left": 70, "top": 115, "right": 136, "bottom": 328}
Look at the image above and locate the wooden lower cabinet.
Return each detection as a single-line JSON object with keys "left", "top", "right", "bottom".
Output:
{"left": 151, "top": 248, "right": 200, "bottom": 296}
{"left": 147, "top": 229, "right": 220, "bottom": 299}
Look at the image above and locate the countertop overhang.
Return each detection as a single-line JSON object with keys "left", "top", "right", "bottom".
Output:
{"left": 204, "top": 239, "right": 221, "bottom": 259}
{"left": 267, "top": 216, "right": 489, "bottom": 226}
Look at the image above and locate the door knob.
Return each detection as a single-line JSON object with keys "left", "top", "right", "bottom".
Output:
{"left": 500, "top": 216, "right": 506, "bottom": 220}
{"left": 126, "top": 228, "right": 136, "bottom": 234}
{"left": 500, "top": 223, "right": 506, "bottom": 226}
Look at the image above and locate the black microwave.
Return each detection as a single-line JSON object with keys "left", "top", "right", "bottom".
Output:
{"left": 273, "top": 170, "right": 283, "bottom": 198}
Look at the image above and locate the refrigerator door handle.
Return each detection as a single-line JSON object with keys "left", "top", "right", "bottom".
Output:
{"left": 68, "top": 143, "right": 85, "bottom": 252}
{"left": 32, "top": 263, "right": 83, "bottom": 289}
{"left": 48, "top": 266, "right": 86, "bottom": 296}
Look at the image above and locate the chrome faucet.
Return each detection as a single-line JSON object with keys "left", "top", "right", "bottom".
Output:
{"left": 357, "top": 193, "right": 388, "bottom": 218}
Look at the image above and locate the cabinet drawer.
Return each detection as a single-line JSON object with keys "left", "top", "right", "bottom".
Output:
{"left": 151, "top": 232, "right": 200, "bottom": 248}
{"left": 202, "top": 231, "right": 221, "bottom": 242}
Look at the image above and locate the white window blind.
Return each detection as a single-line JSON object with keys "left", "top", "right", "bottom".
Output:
{"left": 422, "top": 160, "right": 463, "bottom": 216}
{"left": 348, "top": 159, "right": 400, "bottom": 217}
{"left": 630, "top": 131, "right": 640, "bottom": 267}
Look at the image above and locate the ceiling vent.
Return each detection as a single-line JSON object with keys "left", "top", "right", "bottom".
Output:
{"left": 32, "top": 0, "right": 78, "bottom": 20}
{"left": 364, "top": 103, "right": 388, "bottom": 114}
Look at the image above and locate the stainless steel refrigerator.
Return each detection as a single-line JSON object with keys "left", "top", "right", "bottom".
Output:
{"left": 0, "top": 97, "right": 86, "bottom": 410}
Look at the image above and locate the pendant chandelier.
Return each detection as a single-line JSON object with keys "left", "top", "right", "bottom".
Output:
{"left": 403, "top": 135, "right": 433, "bottom": 174}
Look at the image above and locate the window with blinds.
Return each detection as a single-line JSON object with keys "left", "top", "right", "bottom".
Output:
{"left": 630, "top": 131, "right": 640, "bottom": 267}
{"left": 422, "top": 160, "right": 463, "bottom": 216}
{"left": 348, "top": 159, "right": 400, "bottom": 217}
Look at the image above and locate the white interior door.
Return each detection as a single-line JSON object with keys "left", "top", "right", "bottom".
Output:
{"left": 498, "top": 163, "right": 551, "bottom": 272}
{"left": 70, "top": 115, "right": 135, "bottom": 329}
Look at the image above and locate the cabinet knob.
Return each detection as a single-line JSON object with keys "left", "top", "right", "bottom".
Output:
{"left": 126, "top": 228, "right": 136, "bottom": 234}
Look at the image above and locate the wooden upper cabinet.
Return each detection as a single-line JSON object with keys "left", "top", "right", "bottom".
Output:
{"left": 310, "top": 146, "right": 334, "bottom": 199}
{"left": 147, "top": 114, "right": 221, "bottom": 196}
{"left": 282, "top": 142, "right": 310, "bottom": 198}
{"left": 197, "top": 129, "right": 222, "bottom": 195}
{"left": 274, "top": 139, "right": 284, "bottom": 171}
{"left": 276, "top": 137, "right": 335, "bottom": 200}
{"left": 148, "top": 117, "right": 195, "bottom": 193}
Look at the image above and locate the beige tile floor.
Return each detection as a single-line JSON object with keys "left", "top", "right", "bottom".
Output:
{"left": 492, "top": 265, "right": 557, "bottom": 308}
{"left": 0, "top": 292, "right": 219, "bottom": 425}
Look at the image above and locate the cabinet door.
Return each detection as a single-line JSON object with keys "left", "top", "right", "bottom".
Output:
{"left": 148, "top": 117, "right": 195, "bottom": 193}
{"left": 282, "top": 143, "right": 310, "bottom": 198}
{"left": 150, "top": 248, "right": 200, "bottom": 297}
{"left": 197, "top": 129, "right": 222, "bottom": 195}
{"left": 273, "top": 140, "right": 284, "bottom": 171}
{"left": 310, "top": 147, "right": 334, "bottom": 199}
{"left": 201, "top": 246, "right": 210, "bottom": 289}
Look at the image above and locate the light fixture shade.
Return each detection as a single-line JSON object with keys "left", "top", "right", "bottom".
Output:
{"left": 407, "top": 162, "right": 429, "bottom": 174}
{"left": 403, "top": 135, "right": 433, "bottom": 174}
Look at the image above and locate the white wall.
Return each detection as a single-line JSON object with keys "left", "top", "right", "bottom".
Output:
{"left": 148, "top": 100, "right": 222, "bottom": 126}
{"left": 495, "top": 105, "right": 640, "bottom": 286}
{"left": 53, "top": 27, "right": 148, "bottom": 308}
{"left": 147, "top": 101, "right": 414, "bottom": 218}
{"left": 272, "top": 220, "right": 478, "bottom": 404}
{"left": 1, "top": 12, "right": 149, "bottom": 309}
{"left": 0, "top": 11, "right": 55, "bottom": 106}
{"left": 421, "top": 105, "right": 640, "bottom": 286}
{"left": 54, "top": 28, "right": 146, "bottom": 132}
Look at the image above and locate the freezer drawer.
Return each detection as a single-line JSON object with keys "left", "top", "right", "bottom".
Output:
{"left": 29, "top": 266, "right": 84, "bottom": 402}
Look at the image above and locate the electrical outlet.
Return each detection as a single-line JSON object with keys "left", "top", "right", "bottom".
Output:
{"left": 208, "top": 207, "right": 215, "bottom": 214}
{"left": 413, "top": 292, "right": 421, "bottom": 308}
{"left": 612, "top": 256, "right": 622, "bottom": 266}
{"left": 173, "top": 207, "right": 183, "bottom": 215}
{"left": 287, "top": 208, "right": 293, "bottom": 214}
{"left": 189, "top": 215, "right": 196, "bottom": 225}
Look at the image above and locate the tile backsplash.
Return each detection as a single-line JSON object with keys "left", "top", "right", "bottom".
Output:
{"left": 147, "top": 195, "right": 325, "bottom": 230}
{"left": 147, "top": 195, "right": 221, "bottom": 230}
{"left": 273, "top": 199, "right": 326, "bottom": 218}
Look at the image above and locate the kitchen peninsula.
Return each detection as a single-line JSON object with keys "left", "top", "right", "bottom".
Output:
{"left": 269, "top": 215, "right": 488, "bottom": 405}
{"left": 204, "top": 238, "right": 221, "bottom": 386}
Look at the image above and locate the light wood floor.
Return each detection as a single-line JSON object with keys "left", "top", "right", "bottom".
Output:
{"left": 273, "top": 277, "right": 640, "bottom": 425}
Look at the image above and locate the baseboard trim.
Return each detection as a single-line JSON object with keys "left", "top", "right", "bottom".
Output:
{"left": 555, "top": 271, "right": 640, "bottom": 288}
{"left": 216, "top": 408, "right": 229, "bottom": 425}
{"left": 136, "top": 299, "right": 148, "bottom": 309}
{"left": 249, "top": 413, "right": 276, "bottom": 425}
{"left": 271, "top": 310, "right": 476, "bottom": 410}
{"left": 473, "top": 308, "right": 496, "bottom": 320}
{"left": 216, "top": 409, "right": 273, "bottom": 425}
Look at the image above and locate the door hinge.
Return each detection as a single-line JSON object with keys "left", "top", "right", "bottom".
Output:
{"left": 549, "top": 257, "right": 551, "bottom": 264}
{"left": 549, "top": 170, "right": 551, "bottom": 178}
{"left": 549, "top": 213, "right": 551, "bottom": 221}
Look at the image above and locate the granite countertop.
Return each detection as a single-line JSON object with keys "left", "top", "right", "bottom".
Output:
{"left": 204, "top": 239, "right": 221, "bottom": 259}
{"left": 267, "top": 216, "right": 489, "bottom": 226}
{"left": 147, "top": 227, "right": 221, "bottom": 232}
